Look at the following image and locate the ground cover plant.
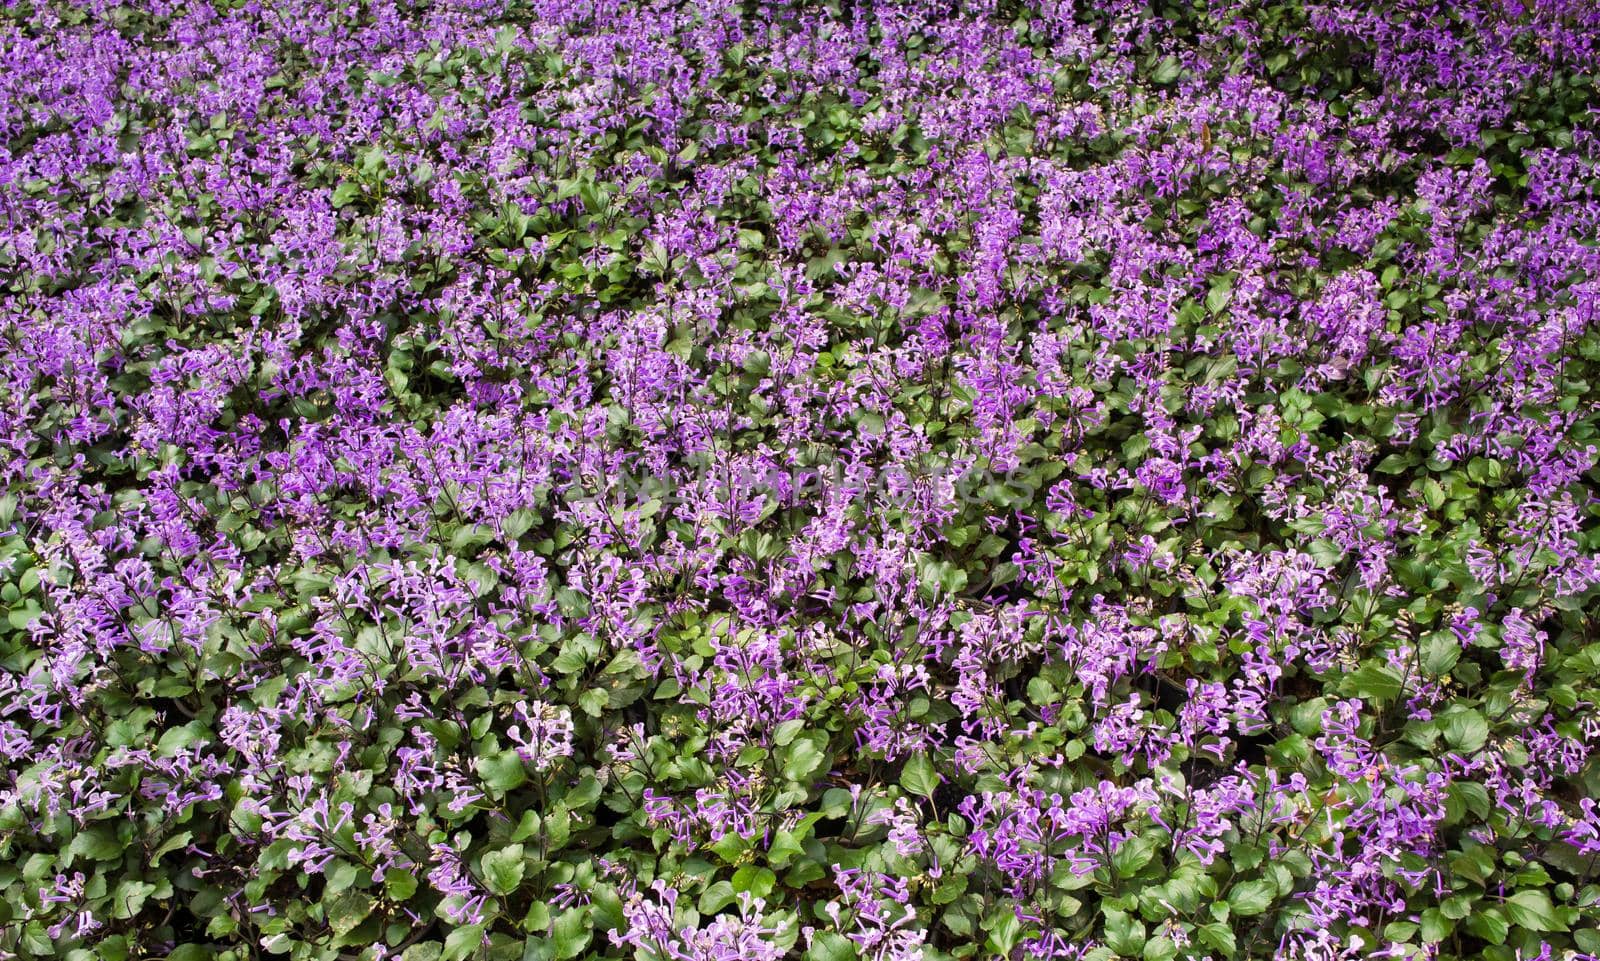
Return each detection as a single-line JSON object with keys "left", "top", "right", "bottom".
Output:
{"left": 2, "top": 0, "right": 1600, "bottom": 958}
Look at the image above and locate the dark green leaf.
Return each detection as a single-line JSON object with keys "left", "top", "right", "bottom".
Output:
{"left": 899, "top": 753, "right": 939, "bottom": 798}
{"left": 1503, "top": 890, "right": 1565, "bottom": 932}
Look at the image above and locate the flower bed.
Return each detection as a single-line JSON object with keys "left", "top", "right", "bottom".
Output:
{"left": 2, "top": 1, "right": 1599, "bottom": 959}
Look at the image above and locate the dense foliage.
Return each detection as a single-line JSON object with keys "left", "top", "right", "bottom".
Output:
{"left": 3, "top": 0, "right": 1600, "bottom": 959}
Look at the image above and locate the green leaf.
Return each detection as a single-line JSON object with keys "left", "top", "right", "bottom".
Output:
{"left": 441, "top": 924, "right": 485, "bottom": 961}
{"left": 1421, "top": 633, "right": 1461, "bottom": 675}
{"left": 475, "top": 750, "right": 527, "bottom": 793}
{"left": 709, "top": 831, "right": 748, "bottom": 864}
{"left": 1440, "top": 894, "right": 1474, "bottom": 920}
{"left": 984, "top": 909, "right": 1023, "bottom": 957}
{"left": 482, "top": 844, "right": 525, "bottom": 896}
{"left": 1344, "top": 662, "right": 1404, "bottom": 702}
{"left": 496, "top": 895, "right": 530, "bottom": 932}
{"left": 1198, "top": 923, "right": 1236, "bottom": 957}
{"left": 149, "top": 830, "right": 193, "bottom": 866}
{"left": 1464, "top": 907, "right": 1508, "bottom": 944}
{"left": 731, "top": 865, "right": 776, "bottom": 899}
{"left": 1227, "top": 879, "right": 1276, "bottom": 917}
{"left": 1205, "top": 283, "right": 1231, "bottom": 315}
{"left": 1103, "top": 908, "right": 1145, "bottom": 956}
{"left": 551, "top": 907, "right": 591, "bottom": 959}
{"left": 1152, "top": 55, "right": 1183, "bottom": 85}
{"left": 385, "top": 868, "right": 418, "bottom": 901}
{"left": 579, "top": 181, "right": 606, "bottom": 214}
{"left": 70, "top": 826, "right": 124, "bottom": 862}
{"left": 1503, "top": 890, "right": 1566, "bottom": 932}
{"left": 698, "top": 881, "right": 736, "bottom": 914}
{"left": 331, "top": 182, "right": 361, "bottom": 207}
{"left": 577, "top": 686, "right": 608, "bottom": 716}
{"left": 781, "top": 732, "right": 829, "bottom": 783}
{"left": 768, "top": 828, "right": 806, "bottom": 868}
{"left": 931, "top": 872, "right": 968, "bottom": 904}
{"left": 112, "top": 880, "right": 156, "bottom": 919}
{"left": 1419, "top": 908, "right": 1454, "bottom": 943}
{"left": 326, "top": 890, "right": 373, "bottom": 936}
{"left": 1441, "top": 709, "right": 1488, "bottom": 752}
{"left": 1446, "top": 784, "right": 1490, "bottom": 826}
{"left": 805, "top": 932, "right": 858, "bottom": 961}
{"left": 1113, "top": 834, "right": 1159, "bottom": 877}
{"left": 1144, "top": 936, "right": 1179, "bottom": 961}
{"left": 326, "top": 857, "right": 360, "bottom": 896}
{"left": 773, "top": 719, "right": 805, "bottom": 746}
{"left": 899, "top": 753, "right": 939, "bottom": 798}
